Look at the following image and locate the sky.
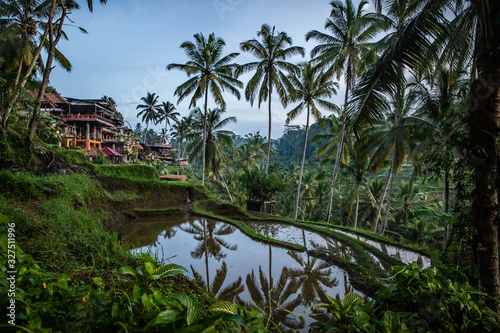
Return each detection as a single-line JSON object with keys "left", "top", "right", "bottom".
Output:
{"left": 50, "top": 0, "right": 374, "bottom": 138}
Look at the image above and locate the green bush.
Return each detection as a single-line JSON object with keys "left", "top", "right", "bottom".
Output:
{"left": 311, "top": 263, "right": 500, "bottom": 332}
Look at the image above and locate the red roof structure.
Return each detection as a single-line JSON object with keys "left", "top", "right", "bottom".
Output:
{"left": 102, "top": 147, "right": 122, "bottom": 157}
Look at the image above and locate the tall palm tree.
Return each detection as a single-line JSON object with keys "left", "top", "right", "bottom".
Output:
{"left": 237, "top": 131, "right": 267, "bottom": 171}
{"left": 239, "top": 24, "right": 305, "bottom": 174}
{"left": 366, "top": 82, "right": 421, "bottom": 234}
{"left": 187, "top": 107, "right": 237, "bottom": 201}
{"left": 306, "top": 0, "right": 385, "bottom": 222}
{"left": 136, "top": 92, "right": 160, "bottom": 142}
{"left": 155, "top": 101, "right": 180, "bottom": 134}
{"left": 286, "top": 62, "right": 338, "bottom": 220}
{"left": 171, "top": 115, "right": 193, "bottom": 159}
{"left": 342, "top": 138, "right": 370, "bottom": 229}
{"left": 167, "top": 32, "right": 242, "bottom": 186}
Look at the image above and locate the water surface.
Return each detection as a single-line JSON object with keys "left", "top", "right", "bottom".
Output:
{"left": 121, "top": 216, "right": 360, "bottom": 331}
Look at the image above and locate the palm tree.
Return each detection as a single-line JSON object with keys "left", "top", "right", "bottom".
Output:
{"left": 136, "top": 92, "right": 160, "bottom": 142}
{"left": 171, "top": 115, "right": 193, "bottom": 159}
{"left": 167, "top": 32, "right": 242, "bottom": 186}
{"left": 342, "top": 138, "right": 370, "bottom": 229}
{"left": 187, "top": 107, "right": 237, "bottom": 201}
{"left": 239, "top": 24, "right": 305, "bottom": 174}
{"left": 155, "top": 101, "right": 180, "bottom": 134}
{"left": 24, "top": 0, "right": 106, "bottom": 140}
{"left": 306, "top": 0, "right": 385, "bottom": 222}
{"left": 101, "top": 95, "right": 116, "bottom": 110}
{"left": 133, "top": 122, "right": 143, "bottom": 137}
{"left": 365, "top": 82, "right": 421, "bottom": 234}
{"left": 286, "top": 62, "right": 338, "bottom": 220}
{"left": 237, "top": 132, "right": 267, "bottom": 171}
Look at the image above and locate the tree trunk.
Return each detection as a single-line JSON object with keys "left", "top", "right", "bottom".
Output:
{"left": 325, "top": 119, "right": 346, "bottom": 222}
{"left": 265, "top": 77, "right": 272, "bottom": 174}
{"left": 294, "top": 106, "right": 310, "bottom": 220}
{"left": 380, "top": 159, "right": 395, "bottom": 235}
{"left": 326, "top": 67, "right": 351, "bottom": 222}
{"left": 373, "top": 178, "right": 389, "bottom": 233}
{"left": 469, "top": 2, "right": 500, "bottom": 310}
{"left": 380, "top": 77, "right": 402, "bottom": 235}
{"left": 28, "top": 0, "right": 65, "bottom": 142}
{"left": 219, "top": 173, "right": 233, "bottom": 202}
{"left": 2, "top": 24, "right": 50, "bottom": 129}
{"left": 443, "top": 169, "right": 450, "bottom": 252}
{"left": 203, "top": 220, "right": 209, "bottom": 293}
{"left": 202, "top": 86, "right": 209, "bottom": 186}
{"left": 354, "top": 179, "right": 361, "bottom": 230}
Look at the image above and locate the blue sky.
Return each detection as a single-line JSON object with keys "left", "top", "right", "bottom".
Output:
{"left": 51, "top": 0, "right": 373, "bottom": 138}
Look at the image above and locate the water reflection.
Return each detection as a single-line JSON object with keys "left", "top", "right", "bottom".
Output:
{"left": 334, "top": 229, "right": 431, "bottom": 268}
{"left": 122, "top": 216, "right": 360, "bottom": 332}
{"left": 288, "top": 251, "right": 339, "bottom": 306}
{"left": 191, "top": 262, "right": 244, "bottom": 302}
{"left": 240, "top": 266, "right": 304, "bottom": 331}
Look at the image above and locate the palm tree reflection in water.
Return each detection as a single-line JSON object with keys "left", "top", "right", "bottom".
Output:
{"left": 181, "top": 219, "right": 237, "bottom": 293}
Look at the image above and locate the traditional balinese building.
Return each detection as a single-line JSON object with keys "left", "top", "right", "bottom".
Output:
{"left": 33, "top": 92, "right": 137, "bottom": 161}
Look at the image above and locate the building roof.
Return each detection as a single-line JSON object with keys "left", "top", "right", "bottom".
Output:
{"left": 44, "top": 92, "right": 69, "bottom": 105}
{"left": 28, "top": 92, "right": 68, "bottom": 107}
{"left": 102, "top": 147, "right": 122, "bottom": 157}
{"left": 84, "top": 147, "right": 104, "bottom": 158}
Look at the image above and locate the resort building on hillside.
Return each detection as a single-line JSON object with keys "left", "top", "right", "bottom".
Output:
{"left": 32, "top": 92, "right": 182, "bottom": 164}
{"left": 36, "top": 93, "right": 137, "bottom": 161}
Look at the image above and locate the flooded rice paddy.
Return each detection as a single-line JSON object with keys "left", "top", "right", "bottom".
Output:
{"left": 121, "top": 215, "right": 429, "bottom": 331}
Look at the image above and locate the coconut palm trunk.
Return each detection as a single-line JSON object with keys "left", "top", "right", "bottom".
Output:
{"left": 380, "top": 155, "right": 396, "bottom": 234}
{"left": 219, "top": 173, "right": 233, "bottom": 202}
{"left": 203, "top": 220, "right": 210, "bottom": 293}
{"left": 266, "top": 78, "right": 272, "bottom": 174}
{"left": 469, "top": 1, "right": 500, "bottom": 308}
{"left": 294, "top": 106, "right": 310, "bottom": 220}
{"left": 28, "top": 0, "right": 65, "bottom": 142}
{"left": 2, "top": 16, "right": 51, "bottom": 129}
{"left": 373, "top": 177, "right": 390, "bottom": 233}
{"left": 353, "top": 178, "right": 361, "bottom": 230}
{"left": 201, "top": 87, "right": 209, "bottom": 185}
{"left": 326, "top": 68, "right": 351, "bottom": 222}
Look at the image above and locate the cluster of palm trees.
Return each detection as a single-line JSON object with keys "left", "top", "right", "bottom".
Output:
{"left": 161, "top": 0, "right": 500, "bottom": 306}
{"left": 135, "top": 92, "right": 180, "bottom": 143}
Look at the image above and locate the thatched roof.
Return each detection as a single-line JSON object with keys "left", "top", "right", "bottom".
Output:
{"left": 84, "top": 147, "right": 104, "bottom": 158}
{"left": 61, "top": 129, "right": 78, "bottom": 138}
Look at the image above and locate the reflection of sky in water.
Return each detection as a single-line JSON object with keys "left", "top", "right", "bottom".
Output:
{"left": 125, "top": 217, "right": 360, "bottom": 332}
{"left": 246, "top": 222, "right": 357, "bottom": 263}
{"left": 335, "top": 229, "right": 432, "bottom": 268}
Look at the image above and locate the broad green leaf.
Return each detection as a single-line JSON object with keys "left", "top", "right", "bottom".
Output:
{"left": 154, "top": 310, "right": 178, "bottom": 325}
{"left": 382, "top": 311, "right": 400, "bottom": 333}
{"left": 154, "top": 263, "right": 188, "bottom": 278}
{"left": 116, "top": 266, "right": 137, "bottom": 277}
{"left": 170, "top": 293, "right": 198, "bottom": 326}
{"left": 145, "top": 261, "right": 156, "bottom": 276}
{"left": 210, "top": 301, "right": 238, "bottom": 315}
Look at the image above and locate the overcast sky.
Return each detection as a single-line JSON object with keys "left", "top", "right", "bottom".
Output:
{"left": 50, "top": 0, "right": 374, "bottom": 138}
